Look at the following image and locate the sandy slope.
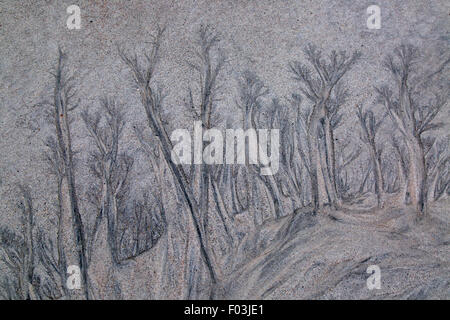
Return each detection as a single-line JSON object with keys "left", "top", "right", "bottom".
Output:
{"left": 220, "top": 198, "right": 450, "bottom": 299}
